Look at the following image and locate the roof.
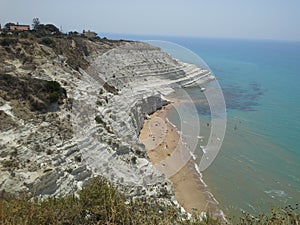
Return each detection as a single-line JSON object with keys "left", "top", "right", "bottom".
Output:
{"left": 9, "top": 24, "right": 30, "bottom": 31}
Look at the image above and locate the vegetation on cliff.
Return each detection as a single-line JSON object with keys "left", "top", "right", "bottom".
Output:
{"left": 0, "top": 21, "right": 299, "bottom": 225}
{"left": 0, "top": 177, "right": 217, "bottom": 225}
{"left": 1, "top": 25, "right": 93, "bottom": 71}
{"left": 0, "top": 74, "right": 66, "bottom": 113}
{"left": 0, "top": 177, "right": 299, "bottom": 225}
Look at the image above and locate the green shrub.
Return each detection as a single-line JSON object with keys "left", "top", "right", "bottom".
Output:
{"left": 19, "top": 31, "right": 29, "bottom": 39}
{"left": 45, "top": 81, "right": 61, "bottom": 92}
{"left": 0, "top": 177, "right": 220, "bottom": 225}
{"left": 40, "top": 37, "right": 55, "bottom": 46}
{"left": 44, "top": 81, "right": 66, "bottom": 103}
{"left": 0, "top": 38, "right": 17, "bottom": 47}
{"left": 48, "top": 92, "right": 60, "bottom": 103}
{"left": 231, "top": 204, "right": 300, "bottom": 225}
{"left": 95, "top": 115, "right": 104, "bottom": 124}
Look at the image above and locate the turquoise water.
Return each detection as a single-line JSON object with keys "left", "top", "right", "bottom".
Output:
{"left": 105, "top": 33, "right": 300, "bottom": 216}
{"left": 168, "top": 37, "right": 300, "bottom": 216}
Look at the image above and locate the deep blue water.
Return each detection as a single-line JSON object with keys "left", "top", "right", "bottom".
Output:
{"left": 103, "top": 33, "right": 300, "bottom": 216}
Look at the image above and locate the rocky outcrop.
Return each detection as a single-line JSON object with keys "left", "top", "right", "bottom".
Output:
{"left": 0, "top": 38, "right": 214, "bottom": 207}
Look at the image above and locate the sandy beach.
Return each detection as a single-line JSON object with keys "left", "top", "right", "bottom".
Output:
{"left": 139, "top": 100, "right": 215, "bottom": 215}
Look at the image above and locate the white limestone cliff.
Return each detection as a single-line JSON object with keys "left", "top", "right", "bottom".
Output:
{"left": 0, "top": 40, "right": 214, "bottom": 207}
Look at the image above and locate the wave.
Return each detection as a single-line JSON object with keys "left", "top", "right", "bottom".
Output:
{"left": 264, "top": 190, "right": 288, "bottom": 199}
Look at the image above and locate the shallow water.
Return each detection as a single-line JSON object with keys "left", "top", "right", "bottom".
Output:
{"left": 165, "top": 37, "right": 300, "bottom": 217}
{"left": 105, "top": 33, "right": 300, "bottom": 217}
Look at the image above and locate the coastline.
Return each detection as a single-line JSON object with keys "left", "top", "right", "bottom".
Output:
{"left": 139, "top": 98, "right": 223, "bottom": 217}
{"left": 0, "top": 36, "right": 217, "bottom": 208}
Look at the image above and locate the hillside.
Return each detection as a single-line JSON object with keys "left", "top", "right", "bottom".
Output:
{"left": 0, "top": 29, "right": 213, "bottom": 205}
{"left": 0, "top": 28, "right": 299, "bottom": 225}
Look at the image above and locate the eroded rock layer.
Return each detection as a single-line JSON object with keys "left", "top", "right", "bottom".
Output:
{"left": 0, "top": 37, "right": 213, "bottom": 207}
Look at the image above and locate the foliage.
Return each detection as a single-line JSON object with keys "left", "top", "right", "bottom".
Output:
{"left": 1, "top": 176, "right": 297, "bottom": 225}
{"left": 1, "top": 176, "right": 299, "bottom": 225}
{"left": 48, "top": 92, "right": 60, "bottom": 103}
{"left": 32, "top": 18, "right": 40, "bottom": 30}
{"left": 0, "top": 24, "right": 95, "bottom": 70}
{"left": 39, "top": 37, "right": 55, "bottom": 46}
{"left": 231, "top": 204, "right": 300, "bottom": 225}
{"left": 0, "top": 74, "right": 66, "bottom": 113}
{"left": 43, "top": 24, "right": 60, "bottom": 34}
{"left": 0, "top": 38, "right": 17, "bottom": 47}
{"left": 0, "top": 177, "right": 220, "bottom": 225}
{"left": 19, "top": 31, "right": 29, "bottom": 39}
{"left": 95, "top": 115, "right": 105, "bottom": 125}
{"left": 4, "top": 22, "right": 15, "bottom": 30}
{"left": 45, "top": 81, "right": 62, "bottom": 92}
{"left": 44, "top": 81, "right": 66, "bottom": 103}
{"left": 34, "top": 23, "right": 60, "bottom": 36}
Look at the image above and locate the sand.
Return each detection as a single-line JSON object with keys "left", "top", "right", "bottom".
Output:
{"left": 139, "top": 100, "right": 212, "bottom": 214}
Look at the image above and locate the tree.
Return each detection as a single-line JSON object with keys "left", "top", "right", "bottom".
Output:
{"left": 44, "top": 24, "right": 60, "bottom": 34}
{"left": 4, "top": 22, "right": 15, "bottom": 30}
{"left": 32, "top": 18, "right": 40, "bottom": 30}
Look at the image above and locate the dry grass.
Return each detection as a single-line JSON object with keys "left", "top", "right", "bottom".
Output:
{"left": 0, "top": 177, "right": 220, "bottom": 225}
{"left": 0, "top": 31, "right": 298, "bottom": 225}
{"left": 231, "top": 204, "right": 300, "bottom": 225}
{"left": 0, "top": 177, "right": 298, "bottom": 224}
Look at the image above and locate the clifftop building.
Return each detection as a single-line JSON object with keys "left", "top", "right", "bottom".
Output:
{"left": 9, "top": 24, "right": 30, "bottom": 31}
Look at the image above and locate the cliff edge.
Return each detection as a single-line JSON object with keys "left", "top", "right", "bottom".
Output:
{"left": 0, "top": 33, "right": 214, "bottom": 208}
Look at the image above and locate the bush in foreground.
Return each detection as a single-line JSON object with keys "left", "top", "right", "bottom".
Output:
{"left": 0, "top": 177, "right": 298, "bottom": 225}
{"left": 0, "top": 177, "right": 216, "bottom": 225}
{"left": 232, "top": 204, "right": 299, "bottom": 225}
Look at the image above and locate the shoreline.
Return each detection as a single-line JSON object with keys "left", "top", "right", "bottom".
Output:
{"left": 139, "top": 98, "right": 224, "bottom": 218}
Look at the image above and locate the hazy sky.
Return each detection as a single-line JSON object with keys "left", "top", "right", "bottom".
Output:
{"left": 1, "top": 0, "right": 300, "bottom": 41}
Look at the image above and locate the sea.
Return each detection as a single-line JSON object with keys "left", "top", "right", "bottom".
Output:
{"left": 102, "top": 33, "right": 300, "bottom": 217}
